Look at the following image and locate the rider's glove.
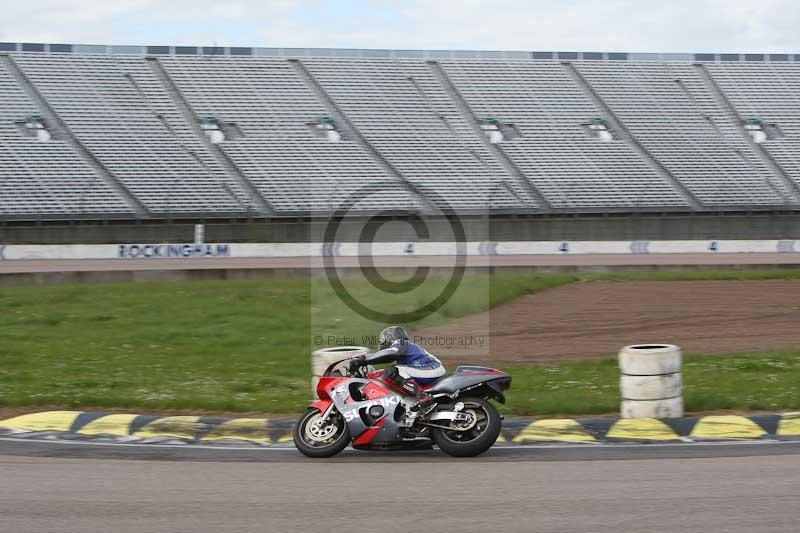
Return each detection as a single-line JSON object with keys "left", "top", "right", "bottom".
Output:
{"left": 348, "top": 355, "right": 367, "bottom": 374}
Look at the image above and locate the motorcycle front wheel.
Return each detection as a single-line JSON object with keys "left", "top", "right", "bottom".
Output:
{"left": 293, "top": 408, "right": 350, "bottom": 458}
{"left": 431, "top": 398, "right": 502, "bottom": 457}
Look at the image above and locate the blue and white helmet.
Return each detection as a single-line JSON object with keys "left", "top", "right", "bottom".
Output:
{"left": 378, "top": 326, "right": 409, "bottom": 350}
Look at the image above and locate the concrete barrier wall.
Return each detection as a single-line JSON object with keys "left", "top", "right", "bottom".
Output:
{"left": 1, "top": 240, "right": 798, "bottom": 261}
{"left": 3, "top": 213, "right": 800, "bottom": 244}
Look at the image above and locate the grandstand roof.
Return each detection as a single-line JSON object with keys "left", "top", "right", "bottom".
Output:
{"left": 1, "top": 42, "right": 798, "bottom": 63}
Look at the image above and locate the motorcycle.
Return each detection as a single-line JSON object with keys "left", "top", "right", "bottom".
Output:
{"left": 293, "top": 356, "right": 511, "bottom": 458}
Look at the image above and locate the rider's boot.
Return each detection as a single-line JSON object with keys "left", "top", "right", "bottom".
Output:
{"left": 408, "top": 382, "right": 434, "bottom": 412}
{"left": 385, "top": 368, "right": 434, "bottom": 413}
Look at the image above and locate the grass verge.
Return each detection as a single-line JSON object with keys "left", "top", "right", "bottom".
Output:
{"left": 505, "top": 349, "right": 800, "bottom": 416}
{"left": 1, "top": 270, "right": 799, "bottom": 415}
{"left": 0, "top": 274, "right": 573, "bottom": 413}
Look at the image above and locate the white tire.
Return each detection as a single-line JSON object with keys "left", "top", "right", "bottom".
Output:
{"left": 621, "top": 373, "right": 682, "bottom": 401}
{"left": 621, "top": 396, "right": 684, "bottom": 419}
{"left": 619, "top": 344, "right": 681, "bottom": 376}
{"left": 311, "top": 346, "right": 369, "bottom": 396}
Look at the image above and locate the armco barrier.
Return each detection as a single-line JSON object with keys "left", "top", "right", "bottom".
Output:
{"left": 0, "top": 240, "right": 798, "bottom": 261}
{"left": 1, "top": 411, "right": 799, "bottom": 446}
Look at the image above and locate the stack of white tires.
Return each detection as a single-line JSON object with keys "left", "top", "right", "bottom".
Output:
{"left": 619, "top": 344, "right": 683, "bottom": 418}
{"left": 311, "top": 346, "right": 369, "bottom": 397}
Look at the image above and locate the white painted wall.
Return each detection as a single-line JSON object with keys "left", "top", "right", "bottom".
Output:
{"left": 0, "top": 240, "right": 796, "bottom": 261}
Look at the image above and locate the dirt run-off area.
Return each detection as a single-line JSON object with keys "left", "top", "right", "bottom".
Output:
{"left": 415, "top": 280, "right": 800, "bottom": 365}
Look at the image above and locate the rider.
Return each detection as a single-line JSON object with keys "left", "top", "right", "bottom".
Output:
{"left": 350, "top": 326, "right": 446, "bottom": 411}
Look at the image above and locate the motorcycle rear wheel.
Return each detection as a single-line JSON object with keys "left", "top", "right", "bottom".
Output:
{"left": 293, "top": 408, "right": 350, "bottom": 458}
{"left": 432, "top": 398, "right": 501, "bottom": 457}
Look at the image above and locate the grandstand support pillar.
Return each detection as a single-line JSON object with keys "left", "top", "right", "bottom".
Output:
{"left": 694, "top": 63, "right": 800, "bottom": 205}
{"left": 145, "top": 57, "right": 275, "bottom": 217}
{"left": 426, "top": 61, "right": 551, "bottom": 212}
{"left": 0, "top": 54, "right": 150, "bottom": 218}
{"left": 287, "top": 58, "right": 438, "bottom": 214}
{"left": 562, "top": 62, "right": 704, "bottom": 211}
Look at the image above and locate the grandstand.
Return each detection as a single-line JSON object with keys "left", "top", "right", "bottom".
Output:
{"left": 2, "top": 43, "right": 800, "bottom": 241}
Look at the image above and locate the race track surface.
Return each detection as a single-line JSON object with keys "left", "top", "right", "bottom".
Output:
{"left": 2, "top": 442, "right": 799, "bottom": 533}
{"left": 3, "top": 252, "right": 800, "bottom": 273}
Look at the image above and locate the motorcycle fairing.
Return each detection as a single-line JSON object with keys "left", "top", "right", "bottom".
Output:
{"left": 425, "top": 366, "right": 511, "bottom": 395}
{"left": 351, "top": 417, "right": 387, "bottom": 446}
{"left": 310, "top": 399, "right": 332, "bottom": 413}
{"left": 327, "top": 377, "right": 407, "bottom": 447}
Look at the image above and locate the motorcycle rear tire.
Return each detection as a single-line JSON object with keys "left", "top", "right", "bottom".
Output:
{"left": 432, "top": 398, "right": 502, "bottom": 457}
{"left": 293, "top": 408, "right": 350, "bottom": 458}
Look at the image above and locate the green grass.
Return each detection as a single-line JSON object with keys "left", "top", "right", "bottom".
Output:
{"left": 0, "top": 274, "right": 573, "bottom": 413}
{"left": 504, "top": 349, "right": 800, "bottom": 416}
{"left": 1, "top": 269, "right": 800, "bottom": 415}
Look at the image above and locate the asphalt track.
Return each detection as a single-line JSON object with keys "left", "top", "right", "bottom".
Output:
{"left": 2, "top": 440, "right": 799, "bottom": 532}
{"left": 3, "top": 252, "right": 800, "bottom": 273}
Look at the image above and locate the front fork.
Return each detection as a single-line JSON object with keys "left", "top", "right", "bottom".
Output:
{"left": 319, "top": 402, "right": 335, "bottom": 423}
{"left": 310, "top": 399, "right": 334, "bottom": 422}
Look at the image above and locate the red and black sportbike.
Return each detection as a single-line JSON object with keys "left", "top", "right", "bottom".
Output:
{"left": 293, "top": 357, "right": 511, "bottom": 458}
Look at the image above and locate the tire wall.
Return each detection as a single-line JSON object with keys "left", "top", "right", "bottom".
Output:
{"left": 619, "top": 344, "right": 684, "bottom": 418}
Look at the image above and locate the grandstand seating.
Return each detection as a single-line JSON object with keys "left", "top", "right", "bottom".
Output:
{"left": 707, "top": 62, "right": 800, "bottom": 197}
{"left": 301, "top": 58, "right": 537, "bottom": 211}
{"left": 2, "top": 44, "right": 800, "bottom": 220}
{"left": 159, "top": 56, "right": 409, "bottom": 214}
{"left": 11, "top": 54, "right": 248, "bottom": 216}
{"left": 442, "top": 60, "right": 688, "bottom": 209}
{"left": 575, "top": 61, "right": 789, "bottom": 206}
{"left": 0, "top": 59, "right": 132, "bottom": 217}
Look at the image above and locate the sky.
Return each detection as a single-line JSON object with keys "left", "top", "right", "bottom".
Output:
{"left": 1, "top": 0, "right": 800, "bottom": 53}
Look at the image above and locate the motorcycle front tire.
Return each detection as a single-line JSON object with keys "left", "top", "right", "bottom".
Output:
{"left": 293, "top": 408, "right": 351, "bottom": 458}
